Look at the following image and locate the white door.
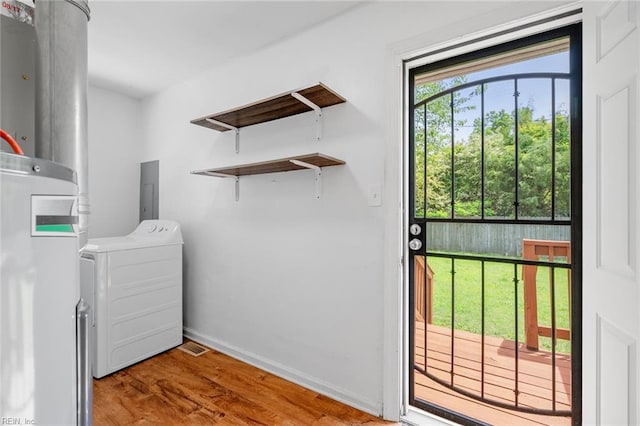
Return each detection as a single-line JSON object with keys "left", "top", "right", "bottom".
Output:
{"left": 583, "top": 1, "right": 639, "bottom": 424}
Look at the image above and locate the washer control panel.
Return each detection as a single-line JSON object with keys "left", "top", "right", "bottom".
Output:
{"left": 130, "top": 220, "right": 183, "bottom": 244}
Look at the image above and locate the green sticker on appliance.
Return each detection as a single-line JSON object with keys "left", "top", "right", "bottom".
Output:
{"left": 31, "top": 195, "right": 78, "bottom": 237}
{"left": 35, "top": 224, "right": 75, "bottom": 233}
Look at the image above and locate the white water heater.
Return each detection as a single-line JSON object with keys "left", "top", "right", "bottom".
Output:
{"left": 1, "top": 0, "right": 92, "bottom": 424}
{"left": 0, "top": 152, "right": 91, "bottom": 425}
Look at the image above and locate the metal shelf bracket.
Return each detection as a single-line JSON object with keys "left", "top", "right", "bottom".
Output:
{"left": 291, "top": 92, "right": 323, "bottom": 141}
{"left": 200, "top": 171, "right": 240, "bottom": 201}
{"left": 290, "top": 159, "right": 322, "bottom": 199}
{"left": 205, "top": 118, "right": 240, "bottom": 153}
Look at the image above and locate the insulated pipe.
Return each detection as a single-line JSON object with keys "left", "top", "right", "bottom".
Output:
{"left": 0, "top": 129, "right": 25, "bottom": 155}
{"left": 35, "top": 0, "right": 90, "bottom": 247}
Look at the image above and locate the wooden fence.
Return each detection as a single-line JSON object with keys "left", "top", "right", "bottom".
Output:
{"left": 426, "top": 223, "right": 570, "bottom": 257}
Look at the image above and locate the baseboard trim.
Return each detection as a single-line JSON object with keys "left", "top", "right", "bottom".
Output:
{"left": 183, "top": 327, "right": 381, "bottom": 417}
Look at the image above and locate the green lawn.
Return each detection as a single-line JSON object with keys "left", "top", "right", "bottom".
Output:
{"left": 426, "top": 255, "right": 571, "bottom": 354}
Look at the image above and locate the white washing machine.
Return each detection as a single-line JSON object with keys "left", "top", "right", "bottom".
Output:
{"left": 81, "top": 220, "right": 183, "bottom": 378}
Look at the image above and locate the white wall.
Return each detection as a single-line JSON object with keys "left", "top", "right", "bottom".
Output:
{"left": 88, "top": 85, "right": 142, "bottom": 238}
{"left": 139, "top": 1, "right": 573, "bottom": 417}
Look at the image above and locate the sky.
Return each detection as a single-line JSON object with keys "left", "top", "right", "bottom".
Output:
{"left": 418, "top": 49, "right": 571, "bottom": 142}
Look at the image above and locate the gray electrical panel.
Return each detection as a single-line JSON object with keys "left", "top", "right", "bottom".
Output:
{"left": 0, "top": 14, "right": 36, "bottom": 156}
{"left": 140, "top": 160, "right": 159, "bottom": 222}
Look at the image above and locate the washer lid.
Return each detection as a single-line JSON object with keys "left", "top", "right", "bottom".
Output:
{"left": 83, "top": 220, "right": 183, "bottom": 252}
{"left": 83, "top": 236, "right": 140, "bottom": 252}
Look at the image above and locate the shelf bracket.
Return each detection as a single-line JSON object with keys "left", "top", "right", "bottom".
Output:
{"left": 199, "top": 171, "right": 240, "bottom": 201}
{"left": 290, "top": 159, "right": 322, "bottom": 199}
{"left": 291, "top": 92, "right": 323, "bottom": 141}
{"left": 205, "top": 118, "right": 240, "bottom": 153}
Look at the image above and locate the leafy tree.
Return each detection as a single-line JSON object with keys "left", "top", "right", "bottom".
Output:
{"left": 414, "top": 78, "right": 571, "bottom": 220}
{"left": 414, "top": 77, "right": 476, "bottom": 217}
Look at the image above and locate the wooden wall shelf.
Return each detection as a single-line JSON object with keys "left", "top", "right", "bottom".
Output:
{"left": 191, "top": 153, "right": 345, "bottom": 200}
{"left": 190, "top": 84, "right": 346, "bottom": 199}
{"left": 191, "top": 153, "right": 344, "bottom": 177}
{"left": 190, "top": 83, "right": 346, "bottom": 132}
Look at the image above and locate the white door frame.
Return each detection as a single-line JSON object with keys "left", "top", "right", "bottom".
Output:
{"left": 383, "top": 3, "right": 583, "bottom": 422}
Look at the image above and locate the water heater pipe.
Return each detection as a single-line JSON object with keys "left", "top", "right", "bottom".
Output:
{"left": 0, "top": 129, "right": 25, "bottom": 155}
{"left": 35, "top": 0, "right": 90, "bottom": 247}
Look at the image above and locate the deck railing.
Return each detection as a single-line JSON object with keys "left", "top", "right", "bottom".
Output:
{"left": 522, "top": 239, "right": 572, "bottom": 350}
{"left": 413, "top": 249, "right": 571, "bottom": 416}
{"left": 414, "top": 256, "right": 434, "bottom": 323}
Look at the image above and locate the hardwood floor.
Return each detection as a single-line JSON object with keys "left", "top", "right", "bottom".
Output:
{"left": 93, "top": 341, "right": 393, "bottom": 425}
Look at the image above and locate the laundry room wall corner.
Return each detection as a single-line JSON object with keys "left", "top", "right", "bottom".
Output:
{"left": 88, "top": 85, "right": 144, "bottom": 238}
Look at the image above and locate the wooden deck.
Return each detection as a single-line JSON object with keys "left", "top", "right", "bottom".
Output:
{"left": 414, "top": 322, "right": 572, "bottom": 425}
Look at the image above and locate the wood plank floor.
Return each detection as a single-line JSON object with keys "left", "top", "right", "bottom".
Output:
{"left": 414, "top": 322, "right": 572, "bottom": 425}
{"left": 93, "top": 341, "right": 394, "bottom": 425}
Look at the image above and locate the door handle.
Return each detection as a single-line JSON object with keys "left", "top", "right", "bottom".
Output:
{"left": 409, "top": 223, "right": 423, "bottom": 251}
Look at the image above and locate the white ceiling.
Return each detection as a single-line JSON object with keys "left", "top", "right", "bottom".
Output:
{"left": 88, "top": 1, "right": 363, "bottom": 98}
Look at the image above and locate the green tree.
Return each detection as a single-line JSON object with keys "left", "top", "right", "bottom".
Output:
{"left": 415, "top": 79, "right": 571, "bottom": 220}
{"left": 414, "top": 78, "right": 476, "bottom": 217}
{"left": 553, "top": 110, "right": 571, "bottom": 219}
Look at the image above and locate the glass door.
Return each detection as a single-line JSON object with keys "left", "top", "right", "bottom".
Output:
{"left": 408, "top": 25, "right": 581, "bottom": 426}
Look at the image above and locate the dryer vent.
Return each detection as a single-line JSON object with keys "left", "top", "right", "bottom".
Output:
{"left": 178, "top": 341, "right": 210, "bottom": 357}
